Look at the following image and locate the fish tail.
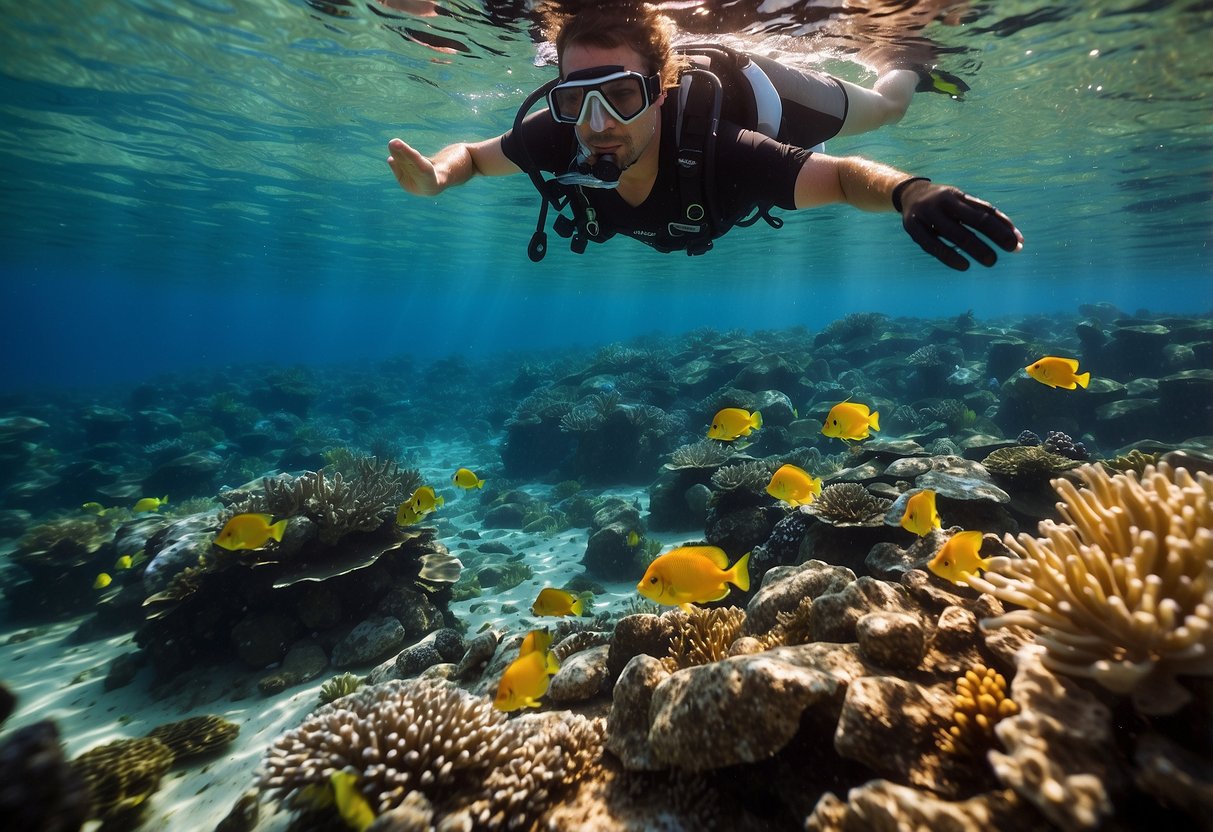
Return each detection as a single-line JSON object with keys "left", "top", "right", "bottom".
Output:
{"left": 544, "top": 652, "right": 561, "bottom": 674}
{"left": 436, "top": 495, "right": 445, "bottom": 507}
{"left": 729, "top": 552, "right": 751, "bottom": 592}
{"left": 869, "top": 411, "right": 880, "bottom": 431}
{"left": 751, "top": 410, "right": 763, "bottom": 429}
{"left": 476, "top": 479, "right": 485, "bottom": 488}
{"left": 570, "top": 597, "right": 585, "bottom": 616}
{"left": 1075, "top": 372, "right": 1090, "bottom": 389}
{"left": 270, "top": 519, "right": 288, "bottom": 541}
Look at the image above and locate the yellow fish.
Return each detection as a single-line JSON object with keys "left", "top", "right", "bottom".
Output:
{"left": 626, "top": 530, "right": 640, "bottom": 547}
{"left": 395, "top": 502, "right": 423, "bottom": 526}
{"left": 93, "top": 572, "right": 112, "bottom": 589}
{"left": 409, "top": 485, "right": 445, "bottom": 515}
{"left": 900, "top": 490, "right": 942, "bottom": 537}
{"left": 494, "top": 646, "right": 560, "bottom": 712}
{"left": 133, "top": 495, "right": 168, "bottom": 513}
{"left": 114, "top": 555, "right": 134, "bottom": 571}
{"left": 451, "top": 467, "right": 486, "bottom": 489}
{"left": 707, "top": 407, "right": 762, "bottom": 441}
{"left": 766, "top": 464, "right": 822, "bottom": 507}
{"left": 637, "top": 545, "right": 750, "bottom": 612}
{"left": 518, "top": 628, "right": 553, "bottom": 656}
{"left": 927, "top": 530, "right": 992, "bottom": 586}
{"left": 1025, "top": 356, "right": 1090, "bottom": 390}
{"left": 81, "top": 502, "right": 108, "bottom": 516}
{"left": 214, "top": 513, "right": 288, "bottom": 551}
{"left": 329, "top": 770, "right": 375, "bottom": 832}
{"left": 821, "top": 400, "right": 880, "bottom": 441}
{"left": 531, "top": 587, "right": 585, "bottom": 617}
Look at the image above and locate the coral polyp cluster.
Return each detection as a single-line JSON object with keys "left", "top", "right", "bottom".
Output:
{"left": 968, "top": 462, "right": 1213, "bottom": 714}
{"left": 937, "top": 665, "right": 1019, "bottom": 756}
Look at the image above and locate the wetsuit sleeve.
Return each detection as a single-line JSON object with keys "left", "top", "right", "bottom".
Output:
{"left": 714, "top": 123, "right": 812, "bottom": 215}
{"left": 500, "top": 111, "right": 574, "bottom": 174}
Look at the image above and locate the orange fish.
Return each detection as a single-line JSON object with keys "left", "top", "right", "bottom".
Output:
{"left": 1025, "top": 356, "right": 1090, "bottom": 390}
{"left": 493, "top": 646, "right": 560, "bottom": 712}
{"left": 214, "top": 513, "right": 288, "bottom": 551}
{"left": 637, "top": 545, "right": 750, "bottom": 612}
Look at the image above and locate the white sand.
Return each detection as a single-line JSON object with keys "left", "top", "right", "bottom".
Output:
{"left": 0, "top": 440, "right": 693, "bottom": 828}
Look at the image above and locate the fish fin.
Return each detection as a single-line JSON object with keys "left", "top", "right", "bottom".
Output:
{"left": 436, "top": 495, "right": 445, "bottom": 507}
{"left": 869, "top": 411, "right": 880, "bottom": 431}
{"left": 696, "top": 546, "right": 730, "bottom": 568}
{"left": 702, "top": 587, "right": 732, "bottom": 603}
{"left": 544, "top": 652, "right": 561, "bottom": 674}
{"left": 570, "top": 597, "right": 584, "bottom": 616}
{"left": 751, "top": 410, "right": 763, "bottom": 429}
{"left": 1075, "top": 372, "right": 1090, "bottom": 389}
{"left": 270, "top": 519, "right": 288, "bottom": 542}
{"left": 729, "top": 552, "right": 751, "bottom": 592}
{"left": 678, "top": 602, "right": 698, "bottom": 614}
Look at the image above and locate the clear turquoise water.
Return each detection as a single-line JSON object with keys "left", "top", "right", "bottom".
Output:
{"left": 1, "top": 0, "right": 1210, "bottom": 391}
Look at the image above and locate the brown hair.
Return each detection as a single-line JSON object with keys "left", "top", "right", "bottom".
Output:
{"left": 539, "top": 1, "right": 688, "bottom": 88}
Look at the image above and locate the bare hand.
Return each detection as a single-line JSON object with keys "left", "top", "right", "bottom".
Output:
{"left": 897, "top": 179, "right": 1023, "bottom": 270}
{"left": 387, "top": 138, "right": 441, "bottom": 197}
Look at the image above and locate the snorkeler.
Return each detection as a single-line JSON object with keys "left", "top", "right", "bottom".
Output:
{"left": 386, "top": 0, "right": 1021, "bottom": 268}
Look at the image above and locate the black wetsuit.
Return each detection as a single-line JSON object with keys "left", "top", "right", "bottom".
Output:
{"left": 501, "top": 102, "right": 814, "bottom": 251}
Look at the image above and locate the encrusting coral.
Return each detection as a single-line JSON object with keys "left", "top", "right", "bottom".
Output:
{"left": 982, "top": 445, "right": 1083, "bottom": 479}
{"left": 666, "top": 439, "right": 736, "bottom": 470}
{"left": 936, "top": 665, "right": 1019, "bottom": 756}
{"left": 259, "top": 678, "right": 603, "bottom": 828}
{"left": 70, "top": 737, "right": 175, "bottom": 823}
{"left": 662, "top": 607, "right": 747, "bottom": 672}
{"left": 967, "top": 462, "right": 1213, "bottom": 714}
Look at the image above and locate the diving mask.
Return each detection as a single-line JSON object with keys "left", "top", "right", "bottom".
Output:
{"left": 548, "top": 65, "right": 661, "bottom": 126}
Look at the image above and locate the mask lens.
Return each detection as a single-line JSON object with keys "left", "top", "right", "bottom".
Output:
{"left": 551, "top": 86, "right": 585, "bottom": 122}
{"left": 548, "top": 70, "right": 654, "bottom": 125}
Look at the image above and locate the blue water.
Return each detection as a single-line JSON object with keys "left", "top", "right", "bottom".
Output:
{"left": 1, "top": 0, "right": 1211, "bottom": 391}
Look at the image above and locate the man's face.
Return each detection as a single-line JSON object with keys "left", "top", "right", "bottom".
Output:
{"left": 560, "top": 43, "right": 663, "bottom": 170}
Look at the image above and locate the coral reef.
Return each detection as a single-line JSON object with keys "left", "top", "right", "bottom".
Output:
{"left": 666, "top": 439, "right": 736, "bottom": 470}
{"left": 145, "top": 715, "right": 239, "bottom": 761}
{"left": 936, "top": 665, "right": 1019, "bottom": 756}
{"left": 259, "top": 678, "right": 603, "bottom": 828}
{"left": 662, "top": 606, "right": 747, "bottom": 672}
{"left": 968, "top": 462, "right": 1213, "bottom": 714}
{"left": 807, "top": 483, "right": 892, "bottom": 526}
{"left": 70, "top": 737, "right": 175, "bottom": 824}
{"left": 318, "top": 672, "right": 365, "bottom": 706}
{"left": 982, "top": 445, "right": 1083, "bottom": 479}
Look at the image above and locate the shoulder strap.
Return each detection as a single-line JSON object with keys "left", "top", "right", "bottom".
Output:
{"left": 669, "top": 68, "right": 722, "bottom": 256}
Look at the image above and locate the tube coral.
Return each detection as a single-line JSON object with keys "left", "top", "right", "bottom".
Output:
{"left": 966, "top": 462, "right": 1213, "bottom": 714}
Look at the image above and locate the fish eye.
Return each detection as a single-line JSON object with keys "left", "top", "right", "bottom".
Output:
{"left": 649, "top": 577, "right": 658, "bottom": 584}
{"left": 943, "top": 559, "right": 951, "bottom": 567}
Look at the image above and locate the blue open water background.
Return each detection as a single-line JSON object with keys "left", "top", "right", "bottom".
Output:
{"left": 1, "top": 0, "right": 1210, "bottom": 392}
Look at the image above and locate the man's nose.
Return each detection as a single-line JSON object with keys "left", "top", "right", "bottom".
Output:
{"left": 586, "top": 97, "right": 615, "bottom": 132}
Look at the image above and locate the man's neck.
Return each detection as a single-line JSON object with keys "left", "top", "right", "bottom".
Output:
{"left": 614, "top": 107, "right": 662, "bottom": 206}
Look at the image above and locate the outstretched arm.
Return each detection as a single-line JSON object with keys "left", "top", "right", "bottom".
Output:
{"left": 794, "top": 154, "right": 1023, "bottom": 271}
{"left": 386, "top": 136, "right": 520, "bottom": 197}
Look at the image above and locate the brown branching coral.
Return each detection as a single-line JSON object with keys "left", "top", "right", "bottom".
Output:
{"left": 967, "top": 462, "right": 1213, "bottom": 714}
{"left": 761, "top": 596, "right": 815, "bottom": 648}
{"left": 232, "top": 457, "right": 419, "bottom": 545}
{"left": 1102, "top": 448, "right": 1158, "bottom": 477}
{"left": 666, "top": 439, "right": 736, "bottom": 470}
{"left": 936, "top": 665, "right": 1019, "bottom": 756}
{"left": 807, "top": 483, "right": 892, "bottom": 526}
{"left": 710, "top": 460, "right": 776, "bottom": 495}
{"left": 982, "top": 445, "right": 1082, "bottom": 479}
{"left": 258, "top": 679, "right": 603, "bottom": 828}
{"left": 663, "top": 607, "right": 747, "bottom": 672}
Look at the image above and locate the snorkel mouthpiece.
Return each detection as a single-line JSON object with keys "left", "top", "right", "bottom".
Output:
{"left": 555, "top": 149, "right": 621, "bottom": 189}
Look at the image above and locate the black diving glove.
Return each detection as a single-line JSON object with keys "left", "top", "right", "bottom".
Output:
{"left": 893, "top": 177, "right": 1023, "bottom": 271}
